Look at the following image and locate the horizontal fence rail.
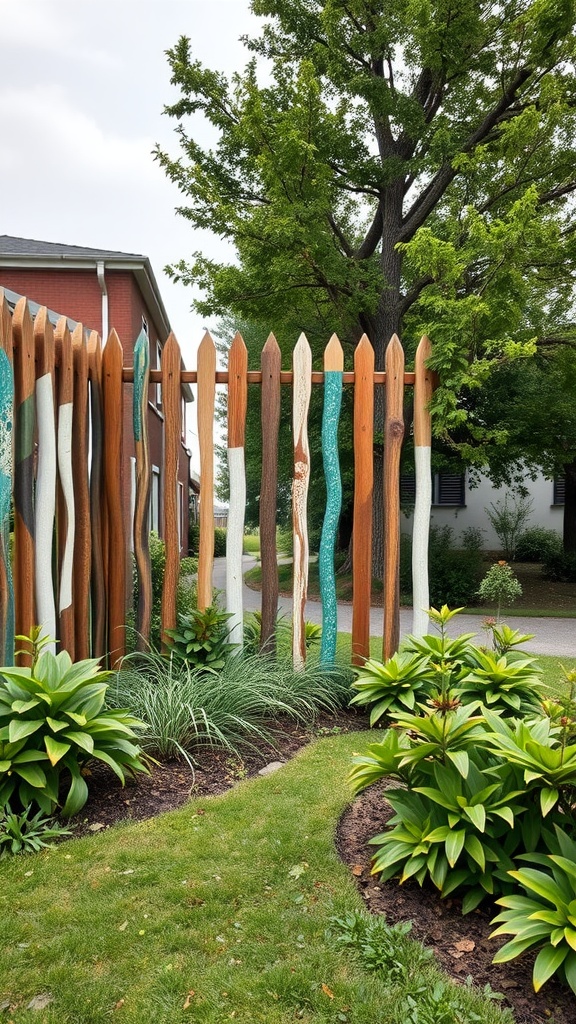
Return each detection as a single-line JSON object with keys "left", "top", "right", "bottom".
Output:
{"left": 0, "top": 290, "right": 434, "bottom": 669}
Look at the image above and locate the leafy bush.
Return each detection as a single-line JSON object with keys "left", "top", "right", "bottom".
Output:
{"left": 515, "top": 527, "right": 562, "bottom": 563}
{"left": 485, "top": 492, "right": 533, "bottom": 560}
{"left": 0, "top": 630, "right": 150, "bottom": 817}
{"left": 131, "top": 532, "right": 197, "bottom": 651}
{"left": 477, "top": 561, "right": 523, "bottom": 618}
{"left": 428, "top": 526, "right": 485, "bottom": 607}
{"left": 188, "top": 521, "right": 200, "bottom": 555}
{"left": 0, "top": 803, "right": 73, "bottom": 856}
{"left": 164, "top": 605, "right": 237, "bottom": 670}
{"left": 542, "top": 548, "right": 576, "bottom": 582}
{"left": 214, "top": 527, "right": 227, "bottom": 557}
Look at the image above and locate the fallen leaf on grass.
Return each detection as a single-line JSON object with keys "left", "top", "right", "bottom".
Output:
{"left": 288, "top": 862, "right": 309, "bottom": 879}
{"left": 321, "top": 984, "right": 334, "bottom": 999}
{"left": 114, "top": 998, "right": 125, "bottom": 1010}
{"left": 88, "top": 823, "right": 105, "bottom": 832}
{"left": 182, "top": 990, "right": 196, "bottom": 1010}
{"left": 118, "top": 921, "right": 128, "bottom": 932}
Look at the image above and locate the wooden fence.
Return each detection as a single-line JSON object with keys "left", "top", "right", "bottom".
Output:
{"left": 0, "top": 290, "right": 434, "bottom": 669}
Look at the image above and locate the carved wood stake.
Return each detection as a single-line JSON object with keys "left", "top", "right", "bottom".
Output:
{"left": 383, "top": 334, "right": 405, "bottom": 660}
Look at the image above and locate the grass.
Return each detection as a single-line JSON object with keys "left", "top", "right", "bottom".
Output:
{"left": 0, "top": 732, "right": 512, "bottom": 1024}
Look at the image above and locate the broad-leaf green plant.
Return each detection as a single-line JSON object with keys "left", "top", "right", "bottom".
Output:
{"left": 457, "top": 649, "right": 543, "bottom": 717}
{"left": 164, "top": 606, "right": 237, "bottom": 669}
{"left": 0, "top": 803, "right": 73, "bottom": 856}
{"left": 350, "top": 652, "right": 433, "bottom": 724}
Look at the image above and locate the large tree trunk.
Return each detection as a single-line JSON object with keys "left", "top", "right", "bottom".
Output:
{"left": 563, "top": 460, "right": 576, "bottom": 553}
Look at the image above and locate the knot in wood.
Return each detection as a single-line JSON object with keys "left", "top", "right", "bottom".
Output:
{"left": 387, "top": 419, "right": 404, "bottom": 440}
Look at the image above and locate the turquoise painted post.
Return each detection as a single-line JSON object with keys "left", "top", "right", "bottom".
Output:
{"left": 0, "top": 347, "right": 14, "bottom": 664}
{"left": 319, "top": 354, "right": 343, "bottom": 664}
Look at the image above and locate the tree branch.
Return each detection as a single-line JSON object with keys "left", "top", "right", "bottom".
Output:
{"left": 355, "top": 202, "right": 384, "bottom": 259}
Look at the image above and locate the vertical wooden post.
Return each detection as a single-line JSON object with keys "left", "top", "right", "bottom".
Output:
{"left": 352, "top": 335, "right": 374, "bottom": 665}
{"left": 54, "top": 318, "right": 75, "bottom": 660}
{"left": 319, "top": 334, "right": 343, "bottom": 664}
{"left": 0, "top": 292, "right": 14, "bottom": 664}
{"left": 88, "top": 331, "right": 106, "bottom": 659}
{"left": 412, "top": 335, "right": 433, "bottom": 638}
{"left": 12, "top": 298, "right": 35, "bottom": 661}
{"left": 226, "top": 332, "right": 248, "bottom": 645}
{"left": 102, "top": 329, "right": 125, "bottom": 666}
{"left": 259, "top": 334, "right": 281, "bottom": 654}
{"left": 197, "top": 332, "right": 216, "bottom": 611}
{"left": 33, "top": 309, "right": 57, "bottom": 652}
{"left": 72, "top": 325, "right": 91, "bottom": 660}
{"left": 292, "top": 333, "right": 312, "bottom": 669}
{"left": 160, "top": 333, "right": 181, "bottom": 646}
{"left": 383, "top": 334, "right": 405, "bottom": 661}
{"left": 133, "top": 328, "right": 152, "bottom": 649}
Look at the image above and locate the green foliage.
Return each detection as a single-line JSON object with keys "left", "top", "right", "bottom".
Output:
{"left": 131, "top": 532, "right": 198, "bottom": 651}
{"left": 0, "top": 629, "right": 149, "bottom": 817}
{"left": 491, "top": 826, "right": 576, "bottom": 994}
{"left": 485, "top": 493, "right": 533, "bottom": 560}
{"left": 477, "top": 561, "right": 523, "bottom": 618}
{"left": 164, "top": 605, "right": 237, "bottom": 670}
{"left": 0, "top": 803, "right": 73, "bottom": 856}
{"left": 428, "top": 526, "right": 485, "bottom": 607}
{"left": 329, "top": 909, "right": 432, "bottom": 981}
{"left": 515, "top": 527, "right": 562, "bottom": 563}
{"left": 543, "top": 548, "right": 576, "bottom": 582}
{"left": 457, "top": 649, "right": 544, "bottom": 717}
{"left": 214, "top": 527, "right": 227, "bottom": 557}
{"left": 350, "top": 652, "right": 433, "bottom": 723}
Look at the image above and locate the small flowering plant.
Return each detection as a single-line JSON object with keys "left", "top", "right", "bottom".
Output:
{"left": 477, "top": 561, "right": 522, "bottom": 621}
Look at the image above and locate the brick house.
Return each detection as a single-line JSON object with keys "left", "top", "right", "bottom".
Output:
{"left": 0, "top": 235, "right": 193, "bottom": 559}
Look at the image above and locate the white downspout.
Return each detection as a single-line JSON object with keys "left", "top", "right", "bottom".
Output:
{"left": 96, "top": 260, "right": 108, "bottom": 340}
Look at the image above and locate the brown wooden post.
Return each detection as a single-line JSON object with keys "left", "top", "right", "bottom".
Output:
{"left": 197, "top": 332, "right": 216, "bottom": 611}
{"left": 88, "top": 331, "right": 107, "bottom": 658}
{"left": 259, "top": 334, "right": 281, "bottom": 654}
{"left": 352, "top": 335, "right": 374, "bottom": 664}
{"left": 383, "top": 334, "right": 405, "bottom": 660}
{"left": 102, "top": 329, "right": 125, "bottom": 666}
{"left": 71, "top": 325, "right": 91, "bottom": 660}
{"left": 160, "top": 333, "right": 182, "bottom": 647}
{"left": 12, "top": 298, "right": 35, "bottom": 661}
{"left": 54, "top": 318, "right": 75, "bottom": 659}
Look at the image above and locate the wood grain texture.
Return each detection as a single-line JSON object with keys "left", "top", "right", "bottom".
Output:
{"left": 12, "top": 297, "right": 36, "bottom": 661}
{"left": 54, "top": 318, "right": 75, "bottom": 659}
{"left": 319, "top": 334, "right": 343, "bottom": 664}
{"left": 351, "top": 335, "right": 374, "bottom": 665}
{"left": 102, "top": 329, "right": 125, "bottom": 666}
{"left": 88, "top": 331, "right": 106, "bottom": 659}
{"left": 226, "top": 333, "right": 248, "bottom": 645}
{"left": 33, "top": 309, "right": 57, "bottom": 652}
{"left": 132, "top": 329, "right": 152, "bottom": 649}
{"left": 412, "top": 335, "right": 434, "bottom": 637}
{"left": 383, "top": 334, "right": 405, "bottom": 661}
{"left": 259, "top": 334, "right": 281, "bottom": 654}
{"left": 292, "top": 333, "right": 312, "bottom": 669}
{"left": 71, "top": 325, "right": 91, "bottom": 660}
{"left": 160, "top": 333, "right": 181, "bottom": 647}
{"left": 197, "top": 332, "right": 216, "bottom": 611}
{"left": 0, "top": 292, "right": 14, "bottom": 664}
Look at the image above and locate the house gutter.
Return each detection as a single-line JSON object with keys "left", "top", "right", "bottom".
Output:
{"left": 96, "top": 260, "right": 108, "bottom": 340}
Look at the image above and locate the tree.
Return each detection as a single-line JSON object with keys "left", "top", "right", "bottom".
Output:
{"left": 155, "top": 0, "right": 576, "bottom": 559}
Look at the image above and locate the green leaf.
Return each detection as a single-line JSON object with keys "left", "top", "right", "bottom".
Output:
{"left": 463, "top": 803, "right": 486, "bottom": 832}
{"left": 540, "top": 787, "right": 560, "bottom": 817}
{"left": 445, "top": 749, "right": 469, "bottom": 778}
{"left": 45, "top": 735, "right": 71, "bottom": 766}
{"left": 60, "top": 768, "right": 89, "bottom": 818}
{"left": 533, "top": 943, "right": 568, "bottom": 992}
{"left": 13, "top": 763, "right": 47, "bottom": 788}
{"left": 445, "top": 829, "right": 466, "bottom": 868}
{"left": 8, "top": 718, "right": 44, "bottom": 742}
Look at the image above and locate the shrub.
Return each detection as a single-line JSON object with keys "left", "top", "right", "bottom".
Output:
{"left": 484, "top": 492, "right": 533, "bottom": 560}
{"left": 515, "top": 527, "right": 562, "bottom": 563}
{"left": 188, "top": 521, "right": 200, "bottom": 555}
{"left": 477, "top": 561, "right": 522, "bottom": 619}
{"left": 164, "top": 605, "right": 237, "bottom": 670}
{"left": 0, "top": 804, "right": 73, "bottom": 856}
{"left": 131, "top": 533, "right": 197, "bottom": 651}
{"left": 214, "top": 527, "right": 227, "bottom": 557}
{"left": 428, "top": 526, "right": 485, "bottom": 607}
{"left": 0, "top": 629, "right": 150, "bottom": 817}
{"left": 542, "top": 548, "right": 576, "bottom": 582}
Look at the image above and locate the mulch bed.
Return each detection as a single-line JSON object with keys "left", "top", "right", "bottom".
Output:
{"left": 67, "top": 713, "right": 573, "bottom": 1024}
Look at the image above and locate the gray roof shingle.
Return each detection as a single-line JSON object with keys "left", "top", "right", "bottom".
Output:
{"left": 0, "top": 235, "right": 145, "bottom": 261}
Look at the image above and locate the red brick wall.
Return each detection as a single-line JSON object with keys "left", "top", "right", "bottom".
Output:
{"left": 0, "top": 268, "right": 102, "bottom": 330}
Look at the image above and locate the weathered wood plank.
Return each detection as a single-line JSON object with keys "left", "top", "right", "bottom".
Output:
{"left": 12, "top": 298, "right": 36, "bottom": 661}
{"left": 197, "top": 332, "right": 216, "bottom": 611}
{"left": 0, "top": 292, "right": 14, "bottom": 664}
{"left": 226, "top": 332, "right": 248, "bottom": 645}
{"left": 102, "top": 329, "right": 125, "bottom": 666}
{"left": 319, "top": 334, "right": 343, "bottom": 664}
{"left": 352, "top": 335, "right": 374, "bottom": 665}
{"left": 412, "top": 335, "right": 434, "bottom": 637}
{"left": 259, "top": 334, "right": 281, "bottom": 654}
{"left": 160, "top": 333, "right": 181, "bottom": 647}
{"left": 33, "top": 309, "right": 57, "bottom": 652}
{"left": 88, "top": 330, "right": 106, "bottom": 659}
{"left": 292, "top": 333, "right": 312, "bottom": 669}
{"left": 54, "top": 318, "right": 75, "bottom": 659}
{"left": 132, "top": 329, "right": 152, "bottom": 649}
{"left": 383, "top": 334, "right": 405, "bottom": 661}
{"left": 71, "top": 325, "right": 91, "bottom": 660}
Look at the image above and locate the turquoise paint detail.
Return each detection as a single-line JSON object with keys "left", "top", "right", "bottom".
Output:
{"left": 0, "top": 348, "right": 14, "bottom": 663}
{"left": 319, "top": 370, "right": 343, "bottom": 664}
{"left": 133, "top": 329, "right": 150, "bottom": 442}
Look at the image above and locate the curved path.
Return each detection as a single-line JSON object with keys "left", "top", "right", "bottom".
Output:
{"left": 212, "top": 556, "right": 576, "bottom": 659}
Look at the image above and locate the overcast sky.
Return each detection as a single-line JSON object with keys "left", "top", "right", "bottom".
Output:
{"left": 0, "top": 0, "right": 257, "bottom": 369}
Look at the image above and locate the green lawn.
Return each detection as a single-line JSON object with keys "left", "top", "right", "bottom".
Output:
{"left": 0, "top": 733, "right": 511, "bottom": 1024}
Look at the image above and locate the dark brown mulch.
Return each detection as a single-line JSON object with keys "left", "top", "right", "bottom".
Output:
{"left": 67, "top": 714, "right": 574, "bottom": 1024}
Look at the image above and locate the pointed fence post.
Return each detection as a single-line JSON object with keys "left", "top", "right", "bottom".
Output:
{"left": 319, "top": 334, "right": 343, "bottom": 664}
{"left": 226, "top": 332, "right": 248, "bottom": 646}
{"left": 133, "top": 329, "right": 152, "bottom": 648}
{"left": 54, "top": 318, "right": 75, "bottom": 660}
{"left": 259, "top": 334, "right": 281, "bottom": 654}
{"left": 12, "top": 298, "right": 35, "bottom": 662}
{"left": 161, "top": 333, "right": 182, "bottom": 647}
{"left": 102, "top": 329, "right": 125, "bottom": 666}
{"left": 352, "top": 335, "right": 374, "bottom": 665}
{"left": 292, "top": 333, "right": 312, "bottom": 669}
{"left": 383, "top": 334, "right": 405, "bottom": 661}
{"left": 0, "top": 291, "right": 14, "bottom": 664}
{"left": 33, "top": 309, "right": 57, "bottom": 653}
{"left": 412, "top": 335, "right": 433, "bottom": 638}
{"left": 72, "top": 324, "right": 91, "bottom": 660}
{"left": 197, "top": 332, "right": 216, "bottom": 611}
